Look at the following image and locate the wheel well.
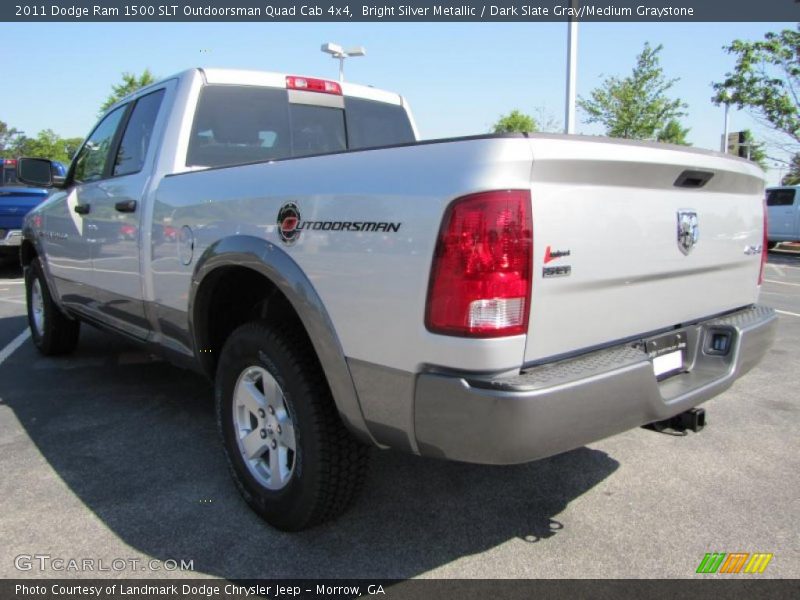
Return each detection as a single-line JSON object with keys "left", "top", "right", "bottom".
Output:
{"left": 193, "top": 266, "right": 311, "bottom": 378}
{"left": 20, "top": 240, "right": 37, "bottom": 267}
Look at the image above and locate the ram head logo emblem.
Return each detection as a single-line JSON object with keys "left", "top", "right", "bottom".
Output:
{"left": 677, "top": 210, "right": 699, "bottom": 255}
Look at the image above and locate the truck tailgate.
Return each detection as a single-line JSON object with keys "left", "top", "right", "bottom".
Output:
{"left": 524, "top": 136, "right": 766, "bottom": 364}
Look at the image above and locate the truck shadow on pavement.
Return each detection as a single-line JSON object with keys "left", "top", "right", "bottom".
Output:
{"left": 1, "top": 324, "right": 619, "bottom": 579}
{"left": 0, "top": 260, "right": 23, "bottom": 279}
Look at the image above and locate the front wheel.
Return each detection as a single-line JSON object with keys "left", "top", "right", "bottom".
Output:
{"left": 215, "top": 321, "right": 369, "bottom": 531}
{"left": 25, "top": 258, "right": 80, "bottom": 355}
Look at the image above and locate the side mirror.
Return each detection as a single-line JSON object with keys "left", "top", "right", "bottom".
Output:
{"left": 17, "top": 157, "right": 64, "bottom": 188}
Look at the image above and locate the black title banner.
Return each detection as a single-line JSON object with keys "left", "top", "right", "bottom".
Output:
{"left": 4, "top": 0, "right": 800, "bottom": 22}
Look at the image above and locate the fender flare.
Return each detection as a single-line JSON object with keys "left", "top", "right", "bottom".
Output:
{"left": 20, "top": 227, "right": 72, "bottom": 315}
{"left": 189, "top": 235, "right": 375, "bottom": 444}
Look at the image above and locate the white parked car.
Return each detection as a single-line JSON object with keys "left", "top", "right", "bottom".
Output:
{"left": 767, "top": 186, "right": 800, "bottom": 247}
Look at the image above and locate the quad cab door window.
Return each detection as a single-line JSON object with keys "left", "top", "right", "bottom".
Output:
{"left": 43, "top": 105, "right": 129, "bottom": 299}
{"left": 49, "top": 89, "right": 166, "bottom": 338}
{"left": 88, "top": 89, "right": 166, "bottom": 338}
{"left": 72, "top": 106, "right": 128, "bottom": 183}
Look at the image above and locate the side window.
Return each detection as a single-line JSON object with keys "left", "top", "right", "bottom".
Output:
{"left": 73, "top": 106, "right": 127, "bottom": 184}
{"left": 113, "top": 89, "right": 165, "bottom": 177}
{"left": 767, "top": 189, "right": 796, "bottom": 207}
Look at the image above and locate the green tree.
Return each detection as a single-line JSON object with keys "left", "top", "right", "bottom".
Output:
{"left": 657, "top": 119, "right": 690, "bottom": 145}
{"left": 579, "top": 43, "right": 689, "bottom": 142}
{"left": 0, "top": 120, "right": 23, "bottom": 157}
{"left": 100, "top": 69, "right": 156, "bottom": 113}
{"left": 712, "top": 27, "right": 799, "bottom": 145}
{"left": 782, "top": 153, "right": 800, "bottom": 185}
{"left": 63, "top": 137, "right": 84, "bottom": 162}
{"left": 14, "top": 129, "right": 77, "bottom": 164}
{"left": 492, "top": 110, "right": 538, "bottom": 134}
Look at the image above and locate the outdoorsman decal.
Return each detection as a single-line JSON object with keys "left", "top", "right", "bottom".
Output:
{"left": 277, "top": 202, "right": 402, "bottom": 245}
{"left": 277, "top": 202, "right": 302, "bottom": 244}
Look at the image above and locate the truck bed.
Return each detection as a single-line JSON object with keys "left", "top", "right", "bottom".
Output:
{"left": 151, "top": 133, "right": 765, "bottom": 374}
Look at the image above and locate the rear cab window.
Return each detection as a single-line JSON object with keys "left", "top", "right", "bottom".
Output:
{"left": 767, "top": 189, "right": 797, "bottom": 207}
{"left": 1, "top": 159, "right": 19, "bottom": 186}
{"left": 186, "top": 84, "right": 415, "bottom": 168}
{"left": 345, "top": 97, "right": 415, "bottom": 149}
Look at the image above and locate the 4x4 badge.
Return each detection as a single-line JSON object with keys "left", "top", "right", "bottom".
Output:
{"left": 677, "top": 210, "right": 699, "bottom": 255}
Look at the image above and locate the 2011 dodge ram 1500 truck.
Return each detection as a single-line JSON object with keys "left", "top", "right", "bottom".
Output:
{"left": 17, "top": 68, "right": 776, "bottom": 531}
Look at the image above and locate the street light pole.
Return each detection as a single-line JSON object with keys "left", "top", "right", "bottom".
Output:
{"left": 722, "top": 102, "right": 730, "bottom": 153}
{"left": 321, "top": 43, "right": 366, "bottom": 83}
{"left": 564, "top": 0, "right": 579, "bottom": 134}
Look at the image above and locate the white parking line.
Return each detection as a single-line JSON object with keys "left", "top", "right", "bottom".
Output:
{"left": 767, "top": 263, "right": 800, "bottom": 273}
{"left": 0, "top": 329, "right": 30, "bottom": 366}
{"left": 0, "top": 297, "right": 26, "bottom": 306}
{"left": 764, "top": 279, "right": 800, "bottom": 287}
{"left": 776, "top": 309, "right": 800, "bottom": 318}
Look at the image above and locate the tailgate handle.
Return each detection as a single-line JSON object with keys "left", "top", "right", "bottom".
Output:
{"left": 674, "top": 170, "right": 714, "bottom": 189}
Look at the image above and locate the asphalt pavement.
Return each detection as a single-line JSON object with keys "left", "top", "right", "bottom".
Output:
{"left": 0, "top": 252, "right": 798, "bottom": 579}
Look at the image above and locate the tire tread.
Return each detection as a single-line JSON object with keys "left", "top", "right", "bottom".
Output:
{"left": 217, "top": 320, "right": 369, "bottom": 530}
{"left": 26, "top": 258, "right": 80, "bottom": 356}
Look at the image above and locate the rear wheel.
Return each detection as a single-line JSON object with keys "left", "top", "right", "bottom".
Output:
{"left": 25, "top": 258, "right": 80, "bottom": 355}
{"left": 216, "top": 321, "right": 369, "bottom": 531}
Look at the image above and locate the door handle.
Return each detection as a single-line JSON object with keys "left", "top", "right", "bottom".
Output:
{"left": 115, "top": 200, "right": 137, "bottom": 213}
{"left": 74, "top": 204, "right": 90, "bottom": 215}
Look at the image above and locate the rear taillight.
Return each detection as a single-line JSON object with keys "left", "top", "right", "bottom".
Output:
{"left": 759, "top": 198, "right": 768, "bottom": 285}
{"left": 286, "top": 75, "right": 342, "bottom": 95}
{"left": 426, "top": 190, "right": 532, "bottom": 337}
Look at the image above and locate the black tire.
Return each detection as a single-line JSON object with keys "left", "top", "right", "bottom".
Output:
{"left": 767, "top": 241, "right": 778, "bottom": 250}
{"left": 25, "top": 258, "right": 80, "bottom": 356}
{"left": 216, "top": 321, "right": 369, "bottom": 531}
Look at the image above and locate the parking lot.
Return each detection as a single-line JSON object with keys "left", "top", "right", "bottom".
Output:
{"left": 0, "top": 252, "right": 798, "bottom": 580}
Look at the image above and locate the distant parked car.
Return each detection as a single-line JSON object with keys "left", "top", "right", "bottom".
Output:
{"left": 0, "top": 158, "right": 67, "bottom": 260}
{"left": 767, "top": 186, "right": 800, "bottom": 248}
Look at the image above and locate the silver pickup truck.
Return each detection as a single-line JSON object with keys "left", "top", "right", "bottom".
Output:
{"left": 18, "top": 68, "right": 776, "bottom": 531}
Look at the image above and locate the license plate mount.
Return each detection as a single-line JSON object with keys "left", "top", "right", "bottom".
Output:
{"left": 646, "top": 331, "right": 688, "bottom": 380}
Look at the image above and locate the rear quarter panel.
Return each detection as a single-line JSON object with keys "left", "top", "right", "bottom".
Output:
{"left": 150, "top": 137, "right": 535, "bottom": 374}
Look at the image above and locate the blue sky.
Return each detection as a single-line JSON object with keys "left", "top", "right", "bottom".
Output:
{"left": 0, "top": 21, "right": 793, "bottom": 183}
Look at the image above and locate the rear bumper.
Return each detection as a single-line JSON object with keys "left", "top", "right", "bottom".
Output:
{"left": 413, "top": 305, "right": 776, "bottom": 464}
{"left": 0, "top": 229, "right": 22, "bottom": 251}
